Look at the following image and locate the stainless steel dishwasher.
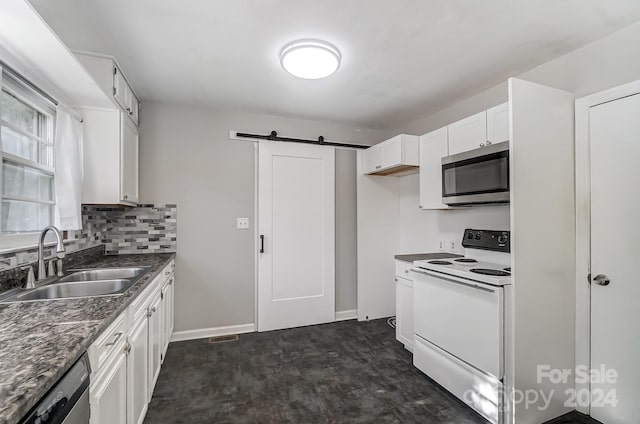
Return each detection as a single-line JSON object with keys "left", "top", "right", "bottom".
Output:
{"left": 19, "top": 353, "right": 91, "bottom": 424}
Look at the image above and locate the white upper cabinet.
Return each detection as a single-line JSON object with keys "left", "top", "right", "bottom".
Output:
{"left": 80, "top": 108, "right": 139, "bottom": 205}
{"left": 76, "top": 54, "right": 140, "bottom": 205}
{"left": 419, "top": 127, "right": 450, "bottom": 210}
{"left": 76, "top": 52, "right": 140, "bottom": 126}
{"left": 486, "top": 102, "right": 510, "bottom": 144}
{"left": 447, "top": 111, "right": 487, "bottom": 155}
{"left": 362, "top": 134, "right": 419, "bottom": 176}
{"left": 120, "top": 117, "right": 139, "bottom": 204}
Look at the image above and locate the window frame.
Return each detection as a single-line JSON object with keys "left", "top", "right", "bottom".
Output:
{"left": 0, "top": 64, "right": 58, "bottom": 250}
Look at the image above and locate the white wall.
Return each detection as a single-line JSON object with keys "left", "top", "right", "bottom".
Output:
{"left": 401, "top": 20, "right": 640, "bottom": 135}
{"left": 396, "top": 174, "right": 510, "bottom": 254}
{"left": 139, "top": 102, "right": 393, "bottom": 332}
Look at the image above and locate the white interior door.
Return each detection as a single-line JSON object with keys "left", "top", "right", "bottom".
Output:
{"left": 258, "top": 141, "right": 335, "bottom": 332}
{"left": 589, "top": 92, "right": 640, "bottom": 423}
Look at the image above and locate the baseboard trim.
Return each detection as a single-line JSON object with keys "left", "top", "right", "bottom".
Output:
{"left": 171, "top": 311, "right": 358, "bottom": 342}
{"left": 335, "top": 309, "right": 357, "bottom": 321}
{"left": 170, "top": 323, "right": 256, "bottom": 342}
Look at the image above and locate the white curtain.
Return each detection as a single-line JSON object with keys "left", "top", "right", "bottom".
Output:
{"left": 54, "top": 105, "right": 83, "bottom": 230}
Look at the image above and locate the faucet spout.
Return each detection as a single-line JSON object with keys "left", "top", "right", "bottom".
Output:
{"left": 37, "top": 226, "right": 66, "bottom": 281}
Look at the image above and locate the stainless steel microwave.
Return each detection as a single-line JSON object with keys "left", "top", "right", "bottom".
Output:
{"left": 441, "top": 142, "right": 510, "bottom": 206}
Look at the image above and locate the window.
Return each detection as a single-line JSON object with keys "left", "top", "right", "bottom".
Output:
{"left": 0, "top": 69, "right": 56, "bottom": 234}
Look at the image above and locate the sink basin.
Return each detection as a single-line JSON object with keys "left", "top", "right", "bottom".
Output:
{"left": 58, "top": 267, "right": 148, "bottom": 283}
{"left": 14, "top": 279, "right": 135, "bottom": 301}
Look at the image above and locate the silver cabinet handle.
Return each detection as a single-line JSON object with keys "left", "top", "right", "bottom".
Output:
{"left": 480, "top": 143, "right": 486, "bottom": 147}
{"left": 592, "top": 274, "right": 611, "bottom": 286}
{"left": 105, "top": 332, "right": 123, "bottom": 347}
{"left": 123, "top": 194, "right": 129, "bottom": 200}
{"left": 486, "top": 141, "right": 492, "bottom": 145}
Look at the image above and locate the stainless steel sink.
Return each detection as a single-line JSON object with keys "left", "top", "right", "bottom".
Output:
{"left": 58, "top": 267, "right": 148, "bottom": 283}
{"left": 0, "top": 266, "right": 150, "bottom": 304}
{"left": 14, "top": 279, "right": 135, "bottom": 301}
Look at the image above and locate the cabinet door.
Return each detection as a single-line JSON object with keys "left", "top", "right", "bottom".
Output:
{"left": 162, "top": 277, "right": 174, "bottom": 357}
{"left": 448, "top": 111, "right": 487, "bottom": 155}
{"left": 148, "top": 294, "right": 163, "bottom": 397}
{"left": 361, "top": 145, "right": 382, "bottom": 174}
{"left": 395, "top": 277, "right": 414, "bottom": 350}
{"left": 113, "top": 65, "right": 128, "bottom": 111}
{"left": 381, "top": 136, "right": 402, "bottom": 168}
{"left": 90, "top": 348, "right": 127, "bottom": 424}
{"left": 120, "top": 116, "right": 139, "bottom": 204}
{"left": 129, "top": 94, "right": 139, "bottom": 126}
{"left": 486, "top": 102, "right": 510, "bottom": 144}
{"left": 127, "top": 315, "right": 149, "bottom": 424}
{"left": 419, "top": 127, "right": 450, "bottom": 210}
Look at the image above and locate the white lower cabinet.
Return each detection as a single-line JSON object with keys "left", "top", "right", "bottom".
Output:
{"left": 148, "top": 292, "right": 163, "bottom": 393}
{"left": 161, "top": 276, "right": 174, "bottom": 357}
{"left": 88, "top": 259, "right": 175, "bottom": 424}
{"left": 90, "top": 342, "right": 128, "bottom": 424}
{"left": 127, "top": 314, "right": 149, "bottom": 424}
{"left": 394, "top": 260, "right": 414, "bottom": 351}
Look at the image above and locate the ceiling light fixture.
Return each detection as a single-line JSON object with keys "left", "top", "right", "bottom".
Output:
{"left": 280, "top": 39, "right": 341, "bottom": 80}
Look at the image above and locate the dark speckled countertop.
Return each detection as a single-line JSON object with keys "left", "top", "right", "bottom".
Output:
{"left": 0, "top": 252, "right": 175, "bottom": 424}
{"left": 394, "top": 252, "right": 462, "bottom": 262}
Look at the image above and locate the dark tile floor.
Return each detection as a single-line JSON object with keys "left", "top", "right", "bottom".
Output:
{"left": 145, "top": 319, "right": 488, "bottom": 423}
{"left": 145, "top": 319, "right": 602, "bottom": 424}
{"left": 543, "top": 411, "right": 602, "bottom": 424}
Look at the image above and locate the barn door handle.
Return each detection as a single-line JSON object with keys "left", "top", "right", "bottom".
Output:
{"left": 259, "top": 235, "right": 264, "bottom": 253}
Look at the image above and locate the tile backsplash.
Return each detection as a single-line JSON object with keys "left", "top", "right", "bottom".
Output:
{"left": 102, "top": 204, "right": 177, "bottom": 254}
{"left": 0, "top": 204, "right": 177, "bottom": 272}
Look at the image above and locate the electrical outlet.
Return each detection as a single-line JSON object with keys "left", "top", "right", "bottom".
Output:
{"left": 438, "top": 240, "right": 445, "bottom": 251}
{"left": 449, "top": 241, "right": 456, "bottom": 252}
{"left": 236, "top": 218, "right": 249, "bottom": 229}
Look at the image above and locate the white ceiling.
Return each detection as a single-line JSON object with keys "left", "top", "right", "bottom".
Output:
{"left": 28, "top": 0, "right": 640, "bottom": 130}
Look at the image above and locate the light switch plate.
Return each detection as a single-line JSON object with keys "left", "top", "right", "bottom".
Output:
{"left": 236, "top": 218, "right": 249, "bottom": 229}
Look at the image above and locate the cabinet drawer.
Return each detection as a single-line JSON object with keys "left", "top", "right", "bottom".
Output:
{"left": 90, "top": 312, "right": 127, "bottom": 372}
{"left": 161, "top": 261, "right": 174, "bottom": 280}
{"left": 395, "top": 260, "right": 413, "bottom": 279}
{"left": 130, "top": 275, "right": 162, "bottom": 322}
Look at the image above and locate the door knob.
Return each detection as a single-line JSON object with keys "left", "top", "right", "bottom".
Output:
{"left": 592, "top": 274, "right": 611, "bottom": 286}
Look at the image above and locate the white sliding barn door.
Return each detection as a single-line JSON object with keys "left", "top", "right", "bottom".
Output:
{"left": 258, "top": 141, "right": 335, "bottom": 332}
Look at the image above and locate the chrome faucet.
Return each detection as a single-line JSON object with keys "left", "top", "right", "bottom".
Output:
{"left": 37, "top": 226, "right": 66, "bottom": 282}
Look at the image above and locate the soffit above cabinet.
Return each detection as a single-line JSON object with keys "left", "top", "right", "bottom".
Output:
{"left": 0, "top": 0, "right": 112, "bottom": 108}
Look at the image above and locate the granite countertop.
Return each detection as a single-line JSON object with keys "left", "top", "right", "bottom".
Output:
{"left": 394, "top": 252, "right": 463, "bottom": 262}
{"left": 0, "top": 252, "right": 175, "bottom": 424}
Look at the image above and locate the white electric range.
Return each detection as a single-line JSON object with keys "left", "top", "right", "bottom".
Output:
{"left": 411, "top": 229, "right": 511, "bottom": 424}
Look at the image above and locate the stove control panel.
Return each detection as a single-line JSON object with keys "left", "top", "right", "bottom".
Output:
{"left": 462, "top": 229, "right": 510, "bottom": 253}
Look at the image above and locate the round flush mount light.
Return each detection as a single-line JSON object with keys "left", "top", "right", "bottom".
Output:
{"left": 280, "top": 39, "right": 341, "bottom": 79}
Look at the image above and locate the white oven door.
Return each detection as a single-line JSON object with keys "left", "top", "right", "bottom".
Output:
{"left": 412, "top": 268, "right": 503, "bottom": 379}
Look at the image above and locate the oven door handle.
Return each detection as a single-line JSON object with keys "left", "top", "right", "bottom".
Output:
{"left": 410, "top": 268, "right": 497, "bottom": 293}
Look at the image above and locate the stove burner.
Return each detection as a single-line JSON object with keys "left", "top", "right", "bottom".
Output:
{"left": 470, "top": 268, "right": 511, "bottom": 277}
{"left": 504, "top": 267, "right": 511, "bottom": 272}
{"left": 428, "top": 260, "right": 452, "bottom": 265}
{"left": 454, "top": 258, "right": 478, "bottom": 264}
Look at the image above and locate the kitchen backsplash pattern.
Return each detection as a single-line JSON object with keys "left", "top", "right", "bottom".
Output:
{"left": 0, "top": 204, "right": 177, "bottom": 272}
{"left": 103, "top": 204, "right": 177, "bottom": 255}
